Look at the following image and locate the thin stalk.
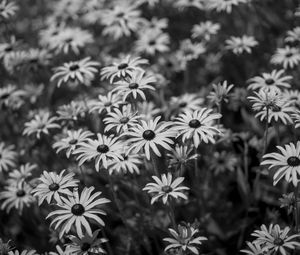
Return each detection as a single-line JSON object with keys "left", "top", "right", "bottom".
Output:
{"left": 167, "top": 201, "right": 176, "bottom": 229}
{"left": 294, "top": 183, "right": 300, "bottom": 233}
{"left": 194, "top": 147, "right": 199, "bottom": 180}
{"left": 243, "top": 141, "right": 249, "bottom": 181}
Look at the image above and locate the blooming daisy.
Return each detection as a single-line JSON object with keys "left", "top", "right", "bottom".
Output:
{"left": 141, "top": 17, "right": 168, "bottom": 33}
{"left": 101, "top": 55, "right": 148, "bottom": 83}
{"left": 0, "top": 0, "right": 18, "bottom": 19}
{"left": 0, "top": 84, "right": 25, "bottom": 109}
{"left": 175, "top": 0, "right": 205, "bottom": 10}
{"left": 283, "top": 90, "right": 300, "bottom": 107}
{"left": 0, "top": 36, "right": 19, "bottom": 61}
{"left": 24, "top": 83, "right": 44, "bottom": 104}
{"left": 241, "top": 241, "right": 269, "bottom": 255}
{"left": 74, "top": 134, "right": 123, "bottom": 171}
{"left": 279, "top": 193, "right": 295, "bottom": 215}
{"left": 225, "top": 35, "right": 258, "bottom": 55}
{"left": 88, "top": 92, "right": 122, "bottom": 115}
{"left": 53, "top": 129, "right": 93, "bottom": 158}
{"left": 125, "top": 116, "right": 176, "bottom": 160}
{"left": 56, "top": 101, "right": 87, "bottom": 122}
{"left": 163, "top": 224, "right": 207, "bottom": 255}
{"left": 209, "top": 151, "right": 238, "bottom": 174}
{"left": 46, "top": 186, "right": 110, "bottom": 238}
{"left": 0, "top": 239, "right": 13, "bottom": 254}
{"left": 67, "top": 229, "right": 107, "bottom": 255}
{"left": 0, "top": 182, "right": 35, "bottom": 214}
{"left": 271, "top": 46, "right": 300, "bottom": 69}
{"left": 292, "top": 110, "right": 300, "bottom": 128}
{"left": 192, "top": 21, "right": 220, "bottom": 41}
{"left": 207, "top": 80, "right": 234, "bottom": 106}
{"left": 143, "top": 173, "right": 189, "bottom": 204}
{"left": 8, "top": 250, "right": 38, "bottom": 255}
{"left": 247, "top": 70, "right": 292, "bottom": 91}
{"left": 0, "top": 142, "right": 17, "bottom": 172}
{"left": 48, "top": 245, "right": 70, "bottom": 255}
{"left": 206, "top": 0, "right": 248, "bottom": 13}
{"left": 169, "top": 93, "right": 204, "bottom": 115}
{"left": 252, "top": 224, "right": 300, "bottom": 255}
{"left": 285, "top": 27, "right": 300, "bottom": 43}
{"left": 261, "top": 142, "right": 300, "bottom": 186}
{"left": 103, "top": 105, "right": 140, "bottom": 133}
{"left": 25, "top": 48, "right": 51, "bottom": 69}
{"left": 51, "top": 57, "right": 99, "bottom": 87}
{"left": 176, "top": 39, "right": 206, "bottom": 66}
{"left": 174, "top": 109, "right": 222, "bottom": 147}
{"left": 7, "top": 163, "right": 37, "bottom": 185}
{"left": 23, "top": 111, "right": 60, "bottom": 139}
{"left": 112, "top": 69, "right": 156, "bottom": 102}
{"left": 32, "top": 170, "right": 79, "bottom": 205}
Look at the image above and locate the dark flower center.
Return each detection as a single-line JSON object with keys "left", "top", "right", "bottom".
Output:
{"left": 29, "top": 58, "right": 38, "bottom": 64}
{"left": 97, "top": 144, "right": 109, "bottom": 153}
{"left": 179, "top": 102, "right": 187, "bottom": 108}
{"left": 142, "top": 130, "right": 155, "bottom": 140}
{"left": 189, "top": 119, "right": 201, "bottom": 128}
{"left": 71, "top": 203, "right": 85, "bottom": 216}
{"left": 81, "top": 242, "right": 91, "bottom": 252}
{"left": 69, "top": 139, "right": 78, "bottom": 145}
{"left": 149, "top": 40, "right": 156, "bottom": 46}
{"left": 287, "top": 156, "right": 300, "bottom": 166}
{"left": 104, "top": 102, "right": 112, "bottom": 107}
{"left": 0, "top": 153, "right": 2, "bottom": 159}
{"left": 286, "top": 52, "right": 293, "bottom": 58}
{"left": 265, "top": 78, "right": 275, "bottom": 85}
{"left": 120, "top": 117, "right": 129, "bottom": 123}
{"left": 16, "top": 190, "right": 25, "bottom": 197}
{"left": 118, "top": 63, "right": 128, "bottom": 70}
{"left": 273, "top": 238, "right": 284, "bottom": 246}
{"left": 69, "top": 64, "right": 79, "bottom": 71}
{"left": 271, "top": 105, "right": 281, "bottom": 112}
{"left": 5, "top": 46, "right": 13, "bottom": 52}
{"left": 49, "top": 183, "right": 59, "bottom": 191}
{"left": 0, "top": 93, "right": 10, "bottom": 100}
{"left": 129, "top": 83, "right": 139, "bottom": 89}
{"left": 65, "top": 38, "right": 73, "bottom": 43}
{"left": 161, "top": 185, "right": 173, "bottom": 193}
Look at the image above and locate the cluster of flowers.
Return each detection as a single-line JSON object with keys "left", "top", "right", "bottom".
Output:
{"left": 2, "top": 0, "right": 300, "bottom": 254}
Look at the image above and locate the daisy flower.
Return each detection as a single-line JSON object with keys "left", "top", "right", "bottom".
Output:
{"left": 74, "top": 134, "right": 123, "bottom": 171}
{"left": 0, "top": 142, "right": 17, "bottom": 172}
{"left": 0, "top": 239, "right": 13, "bottom": 254}
{"left": 125, "top": 116, "right": 176, "bottom": 160}
{"left": 0, "top": 84, "right": 25, "bottom": 109}
{"left": 175, "top": 0, "right": 205, "bottom": 10}
{"left": 143, "top": 173, "right": 189, "bottom": 204}
{"left": 88, "top": 92, "right": 122, "bottom": 115}
{"left": 0, "top": 182, "right": 35, "bottom": 214}
{"left": 225, "top": 35, "right": 258, "bottom": 55}
{"left": 56, "top": 101, "right": 87, "bottom": 122}
{"left": 247, "top": 70, "right": 292, "bottom": 91}
{"left": 207, "top": 0, "right": 248, "bottom": 13}
{"left": 25, "top": 48, "right": 51, "bottom": 69}
{"left": 241, "top": 241, "right": 269, "bottom": 255}
{"left": 0, "top": 36, "right": 19, "bottom": 61}
{"left": 23, "top": 111, "right": 60, "bottom": 139}
{"left": 283, "top": 90, "right": 300, "bottom": 107}
{"left": 285, "top": 27, "right": 300, "bottom": 43}
{"left": 261, "top": 142, "right": 300, "bottom": 186}
{"left": 7, "top": 163, "right": 37, "bottom": 185}
{"left": 0, "top": 0, "right": 18, "bottom": 19}
{"left": 167, "top": 144, "right": 198, "bottom": 170}
{"left": 252, "top": 224, "right": 300, "bottom": 255}
{"left": 176, "top": 39, "right": 206, "bottom": 66}
{"left": 103, "top": 105, "right": 140, "bottom": 133}
{"left": 174, "top": 109, "right": 222, "bottom": 147}
{"left": 48, "top": 245, "right": 70, "bottom": 255}
{"left": 292, "top": 111, "right": 300, "bottom": 128}
{"left": 112, "top": 69, "right": 156, "bottom": 101}
{"left": 170, "top": 93, "right": 204, "bottom": 114}
{"left": 8, "top": 250, "right": 38, "bottom": 255}
{"left": 141, "top": 17, "right": 168, "bottom": 33}
{"left": 101, "top": 55, "right": 148, "bottom": 83}
{"left": 51, "top": 57, "right": 99, "bottom": 87}
{"left": 53, "top": 129, "right": 93, "bottom": 158}
{"left": 207, "top": 80, "right": 234, "bottom": 106}
{"left": 46, "top": 186, "right": 110, "bottom": 238}
{"left": 192, "top": 21, "right": 220, "bottom": 41}
{"left": 67, "top": 229, "right": 107, "bottom": 255}
{"left": 32, "top": 170, "right": 79, "bottom": 205}
{"left": 163, "top": 224, "right": 207, "bottom": 255}
{"left": 271, "top": 46, "right": 300, "bottom": 69}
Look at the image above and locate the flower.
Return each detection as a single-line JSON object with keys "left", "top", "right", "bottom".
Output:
{"left": 292, "top": 110, "right": 300, "bottom": 128}
{"left": 271, "top": 46, "right": 300, "bottom": 69}
{"left": 225, "top": 35, "right": 258, "bottom": 54}
{"left": 252, "top": 224, "right": 300, "bottom": 255}
{"left": 56, "top": 101, "right": 87, "bottom": 122}
{"left": 46, "top": 186, "right": 110, "bottom": 238}
{"left": 285, "top": 27, "right": 300, "bottom": 43}
{"left": 163, "top": 224, "right": 207, "bottom": 255}
{"left": 137, "top": 101, "right": 161, "bottom": 120}
{"left": 51, "top": 57, "right": 99, "bottom": 87}
{"left": 175, "top": 0, "right": 205, "bottom": 10}
{"left": 167, "top": 145, "right": 198, "bottom": 170}
{"left": 209, "top": 151, "right": 238, "bottom": 174}
{"left": 279, "top": 193, "right": 295, "bottom": 215}
{"left": 0, "top": 182, "right": 35, "bottom": 214}
{"left": 125, "top": 116, "right": 176, "bottom": 160}
{"left": 247, "top": 70, "right": 292, "bottom": 91}
{"left": 241, "top": 241, "right": 269, "bottom": 255}
{"left": 0, "top": 142, "right": 17, "bottom": 173}
{"left": 7, "top": 163, "right": 37, "bottom": 185}
{"left": 101, "top": 55, "right": 148, "bottom": 83}
{"left": 0, "top": 239, "right": 13, "bottom": 254}
{"left": 143, "top": 173, "right": 189, "bottom": 204}
{"left": 0, "top": 36, "right": 19, "bottom": 61}
{"left": 0, "top": 84, "right": 25, "bottom": 109}
{"left": 112, "top": 69, "right": 156, "bottom": 101}
{"left": 283, "top": 90, "right": 300, "bottom": 107}
{"left": 206, "top": 0, "right": 248, "bottom": 13}
{"left": 67, "top": 229, "right": 107, "bottom": 255}
{"left": 32, "top": 170, "right": 79, "bottom": 205}
{"left": 0, "top": 0, "right": 18, "bottom": 19}
{"left": 53, "top": 129, "right": 93, "bottom": 158}
{"left": 88, "top": 92, "right": 122, "bottom": 114}
{"left": 8, "top": 250, "right": 38, "bottom": 255}
{"left": 23, "top": 111, "right": 60, "bottom": 139}
{"left": 174, "top": 109, "right": 222, "bottom": 147}
{"left": 103, "top": 105, "right": 140, "bottom": 133}
{"left": 74, "top": 134, "right": 123, "bottom": 171}
{"left": 169, "top": 93, "right": 204, "bottom": 115}
{"left": 192, "top": 21, "right": 220, "bottom": 41}
{"left": 176, "top": 39, "right": 206, "bottom": 66}
{"left": 48, "top": 245, "right": 70, "bottom": 255}
{"left": 261, "top": 142, "right": 300, "bottom": 186}
{"left": 207, "top": 80, "right": 234, "bottom": 106}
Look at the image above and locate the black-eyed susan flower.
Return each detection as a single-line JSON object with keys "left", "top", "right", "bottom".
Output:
{"left": 225, "top": 35, "right": 258, "bottom": 55}
{"left": 271, "top": 46, "right": 300, "bottom": 69}
{"left": 0, "top": 142, "right": 17, "bottom": 173}
{"left": 88, "top": 91, "right": 121, "bottom": 114}
{"left": 241, "top": 241, "right": 269, "bottom": 255}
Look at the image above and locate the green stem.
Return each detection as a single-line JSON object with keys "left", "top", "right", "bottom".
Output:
{"left": 295, "top": 183, "right": 300, "bottom": 233}
{"left": 167, "top": 201, "right": 176, "bottom": 229}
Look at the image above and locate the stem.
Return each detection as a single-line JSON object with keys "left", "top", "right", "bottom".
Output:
{"left": 262, "top": 107, "right": 269, "bottom": 157}
{"left": 243, "top": 141, "right": 249, "bottom": 181}
{"left": 194, "top": 147, "right": 199, "bottom": 180}
{"left": 294, "top": 183, "right": 300, "bottom": 233}
{"left": 167, "top": 201, "right": 176, "bottom": 229}
{"left": 275, "top": 124, "right": 280, "bottom": 145}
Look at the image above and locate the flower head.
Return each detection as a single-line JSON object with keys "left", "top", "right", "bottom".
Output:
{"left": 0, "top": 142, "right": 17, "bottom": 173}
{"left": 225, "top": 35, "right": 258, "bottom": 55}
{"left": 208, "top": 80, "right": 234, "bottom": 106}
{"left": 271, "top": 46, "right": 300, "bottom": 69}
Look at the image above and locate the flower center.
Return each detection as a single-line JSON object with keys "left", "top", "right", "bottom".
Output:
{"left": 5, "top": 46, "right": 13, "bottom": 52}
{"left": 161, "top": 185, "right": 173, "bottom": 193}
{"left": 271, "top": 105, "right": 281, "bottom": 112}
{"left": 0, "top": 154, "right": 2, "bottom": 159}
{"left": 287, "top": 156, "right": 300, "bottom": 166}
{"left": 120, "top": 117, "right": 129, "bottom": 123}
{"left": 97, "top": 144, "right": 109, "bottom": 153}
{"left": 69, "top": 139, "right": 78, "bottom": 145}
{"left": 129, "top": 83, "right": 139, "bottom": 89}
{"left": 118, "top": 63, "right": 128, "bottom": 70}
{"left": 286, "top": 52, "right": 293, "bottom": 58}
{"left": 189, "top": 119, "right": 201, "bottom": 128}
{"left": 104, "top": 102, "right": 112, "bottom": 107}
{"left": 0, "top": 93, "right": 10, "bottom": 100}
{"left": 273, "top": 238, "right": 284, "bottom": 246}
{"left": 48, "top": 183, "right": 59, "bottom": 191}
{"left": 142, "top": 130, "right": 155, "bottom": 140}
{"left": 81, "top": 242, "right": 91, "bottom": 251}
{"left": 265, "top": 78, "right": 275, "bottom": 85}
{"left": 179, "top": 102, "right": 187, "bottom": 108}
{"left": 71, "top": 203, "right": 85, "bottom": 216}
{"left": 149, "top": 40, "right": 156, "bottom": 46}
{"left": 16, "top": 190, "right": 25, "bottom": 197}
{"left": 69, "top": 64, "right": 79, "bottom": 71}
